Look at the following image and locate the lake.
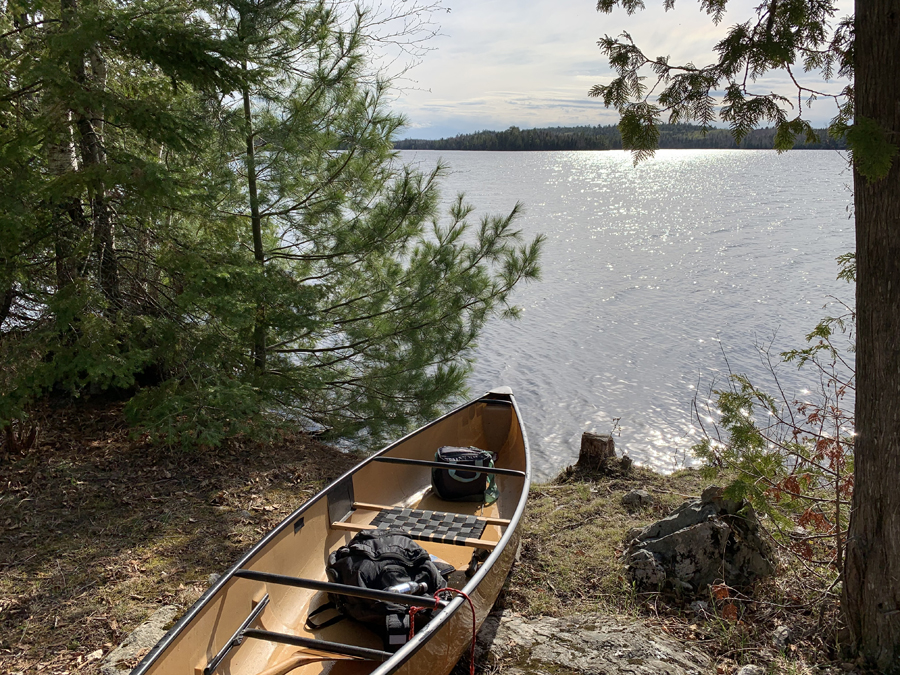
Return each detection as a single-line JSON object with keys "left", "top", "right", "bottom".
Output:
{"left": 398, "top": 149, "right": 855, "bottom": 480}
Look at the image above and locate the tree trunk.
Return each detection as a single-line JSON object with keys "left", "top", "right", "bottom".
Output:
{"left": 67, "top": 6, "right": 120, "bottom": 313}
{"left": 576, "top": 432, "right": 616, "bottom": 470}
{"left": 45, "top": 102, "right": 84, "bottom": 290}
{"left": 841, "top": 1, "right": 900, "bottom": 670}
{"left": 49, "top": 0, "right": 85, "bottom": 291}
{"left": 242, "top": 77, "right": 267, "bottom": 371}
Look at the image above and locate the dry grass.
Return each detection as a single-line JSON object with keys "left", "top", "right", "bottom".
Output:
{"left": 0, "top": 399, "right": 360, "bottom": 675}
{"left": 1, "top": 403, "right": 851, "bottom": 675}
{"left": 501, "top": 465, "right": 707, "bottom": 617}
{"left": 494, "top": 465, "right": 848, "bottom": 675}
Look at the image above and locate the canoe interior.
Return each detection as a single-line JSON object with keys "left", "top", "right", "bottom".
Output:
{"left": 140, "top": 395, "right": 528, "bottom": 675}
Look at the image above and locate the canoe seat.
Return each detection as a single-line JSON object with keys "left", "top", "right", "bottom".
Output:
{"left": 331, "top": 506, "right": 504, "bottom": 549}
{"left": 369, "top": 507, "right": 487, "bottom": 544}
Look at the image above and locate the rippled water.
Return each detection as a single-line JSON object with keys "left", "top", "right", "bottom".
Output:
{"left": 399, "top": 149, "right": 855, "bottom": 479}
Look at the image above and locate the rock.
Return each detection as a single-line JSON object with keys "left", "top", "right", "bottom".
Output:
{"left": 689, "top": 600, "right": 710, "bottom": 618}
{"left": 622, "top": 489, "right": 652, "bottom": 508}
{"left": 625, "top": 526, "right": 644, "bottom": 543}
{"left": 85, "top": 649, "right": 104, "bottom": 664}
{"left": 736, "top": 666, "right": 766, "bottom": 675}
{"left": 476, "top": 611, "right": 711, "bottom": 675}
{"left": 773, "top": 624, "right": 793, "bottom": 648}
{"left": 101, "top": 605, "right": 178, "bottom": 675}
{"left": 623, "top": 485, "right": 775, "bottom": 593}
{"left": 208, "top": 573, "right": 221, "bottom": 586}
{"left": 627, "top": 548, "right": 667, "bottom": 587}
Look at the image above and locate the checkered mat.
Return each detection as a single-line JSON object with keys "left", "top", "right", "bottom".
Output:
{"left": 369, "top": 508, "right": 487, "bottom": 544}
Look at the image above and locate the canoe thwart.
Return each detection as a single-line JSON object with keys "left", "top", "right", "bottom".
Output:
{"left": 232, "top": 569, "right": 443, "bottom": 608}
{"left": 241, "top": 629, "right": 392, "bottom": 662}
{"left": 203, "top": 593, "right": 270, "bottom": 675}
{"left": 331, "top": 521, "right": 497, "bottom": 550}
{"left": 372, "top": 456, "right": 526, "bottom": 477}
{"left": 352, "top": 502, "right": 511, "bottom": 526}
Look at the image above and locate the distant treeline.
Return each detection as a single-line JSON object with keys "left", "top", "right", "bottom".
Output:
{"left": 393, "top": 124, "right": 846, "bottom": 151}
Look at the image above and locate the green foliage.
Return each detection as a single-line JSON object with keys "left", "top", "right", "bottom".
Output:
{"left": 844, "top": 116, "right": 899, "bottom": 181}
{"left": 694, "top": 272, "right": 855, "bottom": 575}
{"left": 589, "top": 0, "right": 880, "bottom": 172}
{"left": 0, "top": 0, "right": 542, "bottom": 449}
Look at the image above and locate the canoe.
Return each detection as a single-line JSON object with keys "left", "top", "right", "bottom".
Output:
{"left": 132, "top": 387, "right": 530, "bottom": 675}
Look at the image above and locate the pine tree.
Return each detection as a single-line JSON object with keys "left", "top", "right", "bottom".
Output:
{"left": 0, "top": 0, "right": 246, "bottom": 419}
{"left": 1, "top": 0, "right": 543, "bottom": 448}
{"left": 123, "top": 0, "right": 543, "bottom": 445}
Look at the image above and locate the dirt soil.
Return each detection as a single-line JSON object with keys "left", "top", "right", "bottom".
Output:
{"left": 2, "top": 403, "right": 849, "bottom": 675}
{"left": 0, "top": 400, "right": 361, "bottom": 675}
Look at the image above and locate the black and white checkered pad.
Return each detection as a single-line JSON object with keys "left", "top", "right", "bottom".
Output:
{"left": 369, "top": 508, "right": 487, "bottom": 544}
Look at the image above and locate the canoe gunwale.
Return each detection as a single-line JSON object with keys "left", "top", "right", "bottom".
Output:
{"left": 130, "top": 390, "right": 530, "bottom": 675}
{"left": 371, "top": 456, "right": 527, "bottom": 477}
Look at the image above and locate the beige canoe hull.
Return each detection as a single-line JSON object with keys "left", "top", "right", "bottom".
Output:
{"left": 132, "top": 389, "right": 530, "bottom": 675}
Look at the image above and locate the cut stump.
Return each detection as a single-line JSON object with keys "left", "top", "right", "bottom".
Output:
{"left": 576, "top": 432, "right": 616, "bottom": 470}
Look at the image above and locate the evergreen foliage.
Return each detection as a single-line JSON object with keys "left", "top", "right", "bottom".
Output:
{"left": 0, "top": 0, "right": 542, "bottom": 447}
{"left": 394, "top": 123, "right": 845, "bottom": 151}
{"left": 589, "top": 0, "right": 885, "bottom": 172}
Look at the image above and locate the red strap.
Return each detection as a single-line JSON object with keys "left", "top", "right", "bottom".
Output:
{"left": 408, "top": 588, "right": 477, "bottom": 675}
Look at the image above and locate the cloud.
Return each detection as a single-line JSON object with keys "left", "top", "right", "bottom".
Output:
{"left": 389, "top": 0, "right": 852, "bottom": 139}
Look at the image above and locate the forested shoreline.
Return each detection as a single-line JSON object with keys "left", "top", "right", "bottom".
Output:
{"left": 394, "top": 123, "right": 847, "bottom": 151}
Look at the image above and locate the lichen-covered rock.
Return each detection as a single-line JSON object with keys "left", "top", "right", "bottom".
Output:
{"left": 628, "top": 548, "right": 668, "bottom": 587}
{"left": 736, "top": 666, "right": 766, "bottom": 675}
{"left": 624, "top": 485, "right": 774, "bottom": 593}
{"left": 101, "top": 605, "right": 178, "bottom": 675}
{"left": 772, "top": 624, "right": 793, "bottom": 648}
{"left": 622, "top": 489, "right": 653, "bottom": 508}
{"left": 475, "top": 611, "right": 712, "bottom": 674}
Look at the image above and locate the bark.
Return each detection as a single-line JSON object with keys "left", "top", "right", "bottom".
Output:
{"left": 243, "top": 77, "right": 267, "bottom": 370}
{"left": 841, "top": 1, "right": 900, "bottom": 671}
{"left": 576, "top": 432, "right": 616, "bottom": 470}
{"left": 45, "top": 101, "right": 84, "bottom": 290}
{"left": 65, "top": 0, "right": 121, "bottom": 312}
{"left": 47, "top": 0, "right": 85, "bottom": 291}
{"left": 0, "top": 287, "right": 14, "bottom": 327}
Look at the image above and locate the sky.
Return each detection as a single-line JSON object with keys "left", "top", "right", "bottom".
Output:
{"left": 382, "top": 0, "right": 852, "bottom": 139}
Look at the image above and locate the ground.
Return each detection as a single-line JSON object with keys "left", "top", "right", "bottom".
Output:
{"left": 0, "top": 402, "right": 846, "bottom": 674}
{"left": 492, "top": 465, "right": 847, "bottom": 674}
{"left": 0, "top": 400, "right": 360, "bottom": 674}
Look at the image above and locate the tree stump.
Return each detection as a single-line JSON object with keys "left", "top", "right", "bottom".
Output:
{"left": 577, "top": 432, "right": 616, "bottom": 471}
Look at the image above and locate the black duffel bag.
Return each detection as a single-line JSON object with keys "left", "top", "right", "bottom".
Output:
{"left": 306, "top": 530, "right": 450, "bottom": 651}
{"left": 430, "top": 446, "right": 498, "bottom": 504}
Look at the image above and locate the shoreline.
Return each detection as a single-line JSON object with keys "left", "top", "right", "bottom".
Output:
{"left": 0, "top": 401, "right": 842, "bottom": 674}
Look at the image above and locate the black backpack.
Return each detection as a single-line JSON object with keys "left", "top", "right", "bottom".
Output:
{"left": 431, "top": 446, "right": 499, "bottom": 503}
{"left": 307, "top": 530, "right": 451, "bottom": 651}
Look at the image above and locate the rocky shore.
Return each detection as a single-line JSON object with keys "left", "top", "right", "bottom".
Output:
{"left": 2, "top": 405, "right": 850, "bottom": 675}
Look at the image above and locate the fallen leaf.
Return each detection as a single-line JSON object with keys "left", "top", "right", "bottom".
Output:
{"left": 722, "top": 602, "right": 738, "bottom": 622}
